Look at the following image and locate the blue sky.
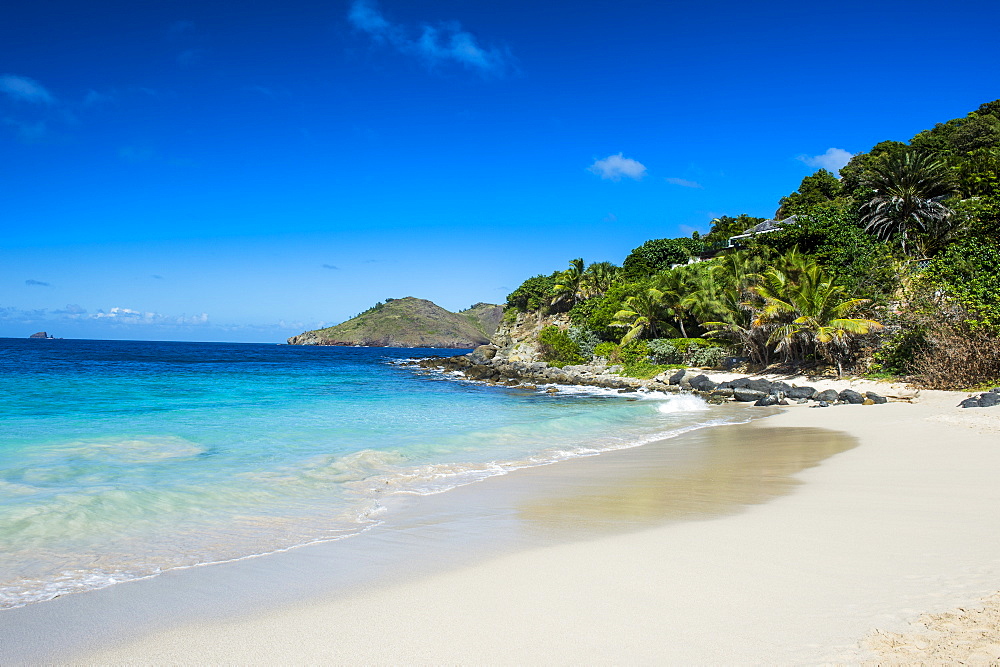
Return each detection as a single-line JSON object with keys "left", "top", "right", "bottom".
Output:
{"left": 3, "top": 0, "right": 998, "bottom": 342}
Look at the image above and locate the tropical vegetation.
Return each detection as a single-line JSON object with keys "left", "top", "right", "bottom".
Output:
{"left": 503, "top": 99, "right": 1000, "bottom": 388}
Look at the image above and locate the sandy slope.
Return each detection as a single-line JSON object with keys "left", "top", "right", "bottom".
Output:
{"left": 79, "top": 390, "right": 1000, "bottom": 664}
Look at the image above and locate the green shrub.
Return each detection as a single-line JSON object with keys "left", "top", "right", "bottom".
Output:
{"left": 925, "top": 238, "right": 1000, "bottom": 333}
{"left": 506, "top": 274, "right": 557, "bottom": 313}
{"left": 537, "top": 326, "right": 585, "bottom": 367}
{"left": 647, "top": 338, "right": 730, "bottom": 368}
{"left": 869, "top": 328, "right": 926, "bottom": 376}
{"left": 593, "top": 341, "right": 617, "bottom": 360}
{"left": 622, "top": 238, "right": 695, "bottom": 280}
{"left": 621, "top": 362, "right": 677, "bottom": 379}
{"left": 567, "top": 326, "right": 601, "bottom": 360}
{"left": 618, "top": 339, "right": 650, "bottom": 365}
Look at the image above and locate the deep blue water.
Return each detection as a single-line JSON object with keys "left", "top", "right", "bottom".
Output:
{"left": 0, "top": 338, "right": 733, "bottom": 608}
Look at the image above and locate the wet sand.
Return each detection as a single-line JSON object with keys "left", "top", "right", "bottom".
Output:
{"left": 8, "top": 390, "right": 1000, "bottom": 663}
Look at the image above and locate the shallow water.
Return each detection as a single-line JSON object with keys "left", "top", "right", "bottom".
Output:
{"left": 0, "top": 338, "right": 744, "bottom": 608}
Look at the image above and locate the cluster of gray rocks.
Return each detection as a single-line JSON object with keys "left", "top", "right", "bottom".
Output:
{"left": 409, "top": 351, "right": 888, "bottom": 407}
{"left": 959, "top": 388, "right": 1000, "bottom": 408}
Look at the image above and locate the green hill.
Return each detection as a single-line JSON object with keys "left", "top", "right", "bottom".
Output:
{"left": 288, "top": 297, "right": 504, "bottom": 348}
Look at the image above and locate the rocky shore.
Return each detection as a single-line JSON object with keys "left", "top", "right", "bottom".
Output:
{"left": 408, "top": 345, "right": 920, "bottom": 406}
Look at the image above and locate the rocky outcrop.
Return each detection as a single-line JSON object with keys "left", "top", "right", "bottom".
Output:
{"left": 490, "top": 311, "right": 571, "bottom": 363}
{"left": 406, "top": 354, "right": 897, "bottom": 408}
{"left": 289, "top": 297, "right": 504, "bottom": 348}
{"left": 29, "top": 331, "right": 50, "bottom": 339}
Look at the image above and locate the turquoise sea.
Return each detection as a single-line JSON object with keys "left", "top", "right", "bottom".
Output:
{"left": 0, "top": 338, "right": 745, "bottom": 609}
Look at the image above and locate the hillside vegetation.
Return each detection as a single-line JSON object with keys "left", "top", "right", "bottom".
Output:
{"left": 288, "top": 297, "right": 503, "bottom": 348}
{"left": 503, "top": 99, "right": 1000, "bottom": 389}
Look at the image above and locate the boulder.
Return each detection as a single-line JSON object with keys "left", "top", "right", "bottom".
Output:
{"left": 980, "top": 392, "right": 1000, "bottom": 408}
{"left": 468, "top": 345, "right": 498, "bottom": 365}
{"left": 786, "top": 386, "right": 817, "bottom": 400}
{"left": 688, "top": 374, "right": 717, "bottom": 392}
{"left": 959, "top": 397, "right": 981, "bottom": 408}
{"left": 729, "top": 378, "right": 752, "bottom": 389}
{"left": 668, "top": 369, "right": 687, "bottom": 385}
{"left": 838, "top": 389, "right": 865, "bottom": 404}
{"left": 769, "top": 381, "right": 793, "bottom": 395}
{"left": 710, "top": 387, "right": 735, "bottom": 399}
{"left": 864, "top": 392, "right": 888, "bottom": 405}
{"left": 754, "top": 395, "right": 779, "bottom": 407}
{"left": 815, "top": 401, "right": 831, "bottom": 408}
{"left": 733, "top": 388, "right": 766, "bottom": 402}
{"left": 747, "top": 378, "right": 773, "bottom": 393}
{"left": 814, "top": 389, "right": 839, "bottom": 403}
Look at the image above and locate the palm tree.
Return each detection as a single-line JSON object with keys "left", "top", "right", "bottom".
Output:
{"left": 552, "top": 258, "right": 585, "bottom": 306}
{"left": 581, "top": 261, "right": 620, "bottom": 298}
{"left": 613, "top": 288, "right": 678, "bottom": 345}
{"left": 754, "top": 261, "right": 884, "bottom": 375}
{"left": 860, "top": 151, "right": 959, "bottom": 257}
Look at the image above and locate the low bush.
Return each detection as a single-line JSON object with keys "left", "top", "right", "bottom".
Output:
{"left": 592, "top": 341, "right": 617, "bottom": 361}
{"left": 537, "top": 326, "right": 585, "bottom": 367}
{"left": 647, "top": 338, "right": 731, "bottom": 368}
{"left": 912, "top": 319, "right": 1000, "bottom": 390}
{"left": 621, "top": 362, "right": 678, "bottom": 379}
{"left": 567, "top": 326, "right": 601, "bottom": 360}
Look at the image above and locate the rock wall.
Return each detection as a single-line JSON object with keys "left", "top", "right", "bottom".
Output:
{"left": 489, "top": 311, "right": 571, "bottom": 363}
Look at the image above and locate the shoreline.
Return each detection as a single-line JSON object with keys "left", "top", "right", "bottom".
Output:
{"left": 32, "top": 387, "right": 1000, "bottom": 663}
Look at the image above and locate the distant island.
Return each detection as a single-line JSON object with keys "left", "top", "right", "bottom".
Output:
{"left": 29, "top": 332, "right": 54, "bottom": 339}
{"left": 287, "top": 297, "right": 503, "bottom": 348}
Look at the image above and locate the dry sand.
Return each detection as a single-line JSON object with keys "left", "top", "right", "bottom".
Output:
{"left": 76, "top": 389, "right": 1000, "bottom": 664}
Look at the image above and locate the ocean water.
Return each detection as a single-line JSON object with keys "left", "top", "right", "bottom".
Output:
{"left": 0, "top": 338, "right": 747, "bottom": 609}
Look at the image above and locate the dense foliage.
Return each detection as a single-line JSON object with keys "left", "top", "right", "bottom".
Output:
{"left": 507, "top": 99, "right": 1000, "bottom": 387}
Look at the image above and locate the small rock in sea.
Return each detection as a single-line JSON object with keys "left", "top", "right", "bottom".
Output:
{"left": 865, "top": 392, "right": 888, "bottom": 404}
{"left": 980, "top": 392, "right": 1000, "bottom": 408}
{"left": 959, "top": 397, "right": 981, "bottom": 408}
{"left": 546, "top": 387, "right": 559, "bottom": 394}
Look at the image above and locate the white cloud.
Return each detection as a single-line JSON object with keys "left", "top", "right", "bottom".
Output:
{"left": 0, "top": 74, "right": 54, "bottom": 104}
{"left": 798, "top": 147, "right": 854, "bottom": 173}
{"left": 588, "top": 153, "right": 646, "bottom": 181}
{"left": 664, "top": 177, "right": 703, "bottom": 189}
{"left": 347, "top": 0, "right": 512, "bottom": 76}
{"left": 91, "top": 306, "right": 209, "bottom": 326}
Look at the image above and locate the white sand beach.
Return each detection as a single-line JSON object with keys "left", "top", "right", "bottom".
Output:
{"left": 72, "top": 388, "right": 1000, "bottom": 664}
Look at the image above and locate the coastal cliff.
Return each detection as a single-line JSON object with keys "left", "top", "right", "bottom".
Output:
{"left": 288, "top": 297, "right": 504, "bottom": 348}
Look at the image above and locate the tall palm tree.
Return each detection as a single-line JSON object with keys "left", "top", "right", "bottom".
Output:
{"left": 581, "top": 261, "right": 620, "bottom": 298}
{"left": 552, "top": 258, "right": 585, "bottom": 306}
{"left": 860, "top": 151, "right": 959, "bottom": 256}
